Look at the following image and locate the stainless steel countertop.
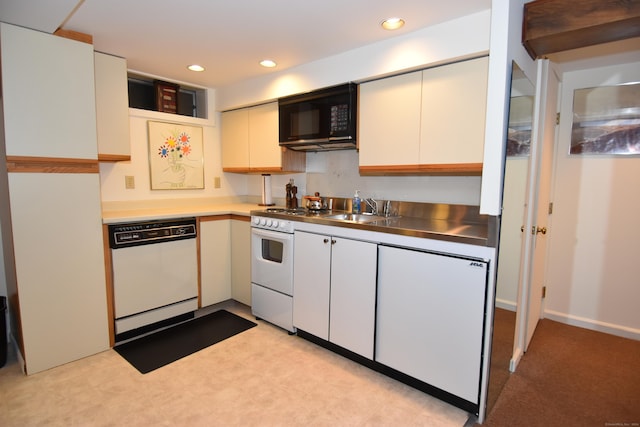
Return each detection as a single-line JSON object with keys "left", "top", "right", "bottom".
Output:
{"left": 251, "top": 202, "right": 498, "bottom": 247}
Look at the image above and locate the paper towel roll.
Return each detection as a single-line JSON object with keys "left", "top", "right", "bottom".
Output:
{"left": 260, "top": 174, "right": 274, "bottom": 206}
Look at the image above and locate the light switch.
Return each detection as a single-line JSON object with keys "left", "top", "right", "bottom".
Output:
{"left": 214, "top": 176, "right": 221, "bottom": 189}
{"left": 125, "top": 175, "right": 135, "bottom": 189}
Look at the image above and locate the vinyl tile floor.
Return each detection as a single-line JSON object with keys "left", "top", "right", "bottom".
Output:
{"left": 0, "top": 301, "right": 470, "bottom": 427}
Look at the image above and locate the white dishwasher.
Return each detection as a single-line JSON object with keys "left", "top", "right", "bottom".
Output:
{"left": 109, "top": 217, "right": 198, "bottom": 341}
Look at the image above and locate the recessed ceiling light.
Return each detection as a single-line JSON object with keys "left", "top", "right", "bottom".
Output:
{"left": 381, "top": 17, "right": 405, "bottom": 31}
{"left": 187, "top": 64, "right": 205, "bottom": 72}
{"left": 260, "top": 59, "right": 277, "bottom": 68}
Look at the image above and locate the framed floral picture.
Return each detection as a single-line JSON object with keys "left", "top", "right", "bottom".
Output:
{"left": 148, "top": 121, "right": 204, "bottom": 189}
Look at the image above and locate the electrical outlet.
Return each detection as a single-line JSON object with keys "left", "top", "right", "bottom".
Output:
{"left": 214, "top": 176, "right": 221, "bottom": 189}
{"left": 125, "top": 175, "right": 135, "bottom": 189}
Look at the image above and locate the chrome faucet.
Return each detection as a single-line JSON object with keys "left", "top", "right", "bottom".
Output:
{"left": 364, "top": 198, "right": 378, "bottom": 215}
{"left": 383, "top": 200, "right": 392, "bottom": 217}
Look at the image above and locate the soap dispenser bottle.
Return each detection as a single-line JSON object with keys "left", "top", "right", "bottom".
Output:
{"left": 352, "top": 190, "right": 361, "bottom": 214}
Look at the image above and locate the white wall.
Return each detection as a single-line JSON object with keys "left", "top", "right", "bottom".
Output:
{"left": 99, "top": 99, "right": 483, "bottom": 208}
{"left": 101, "top": 10, "right": 494, "bottom": 208}
{"left": 99, "top": 108, "right": 248, "bottom": 203}
{"left": 217, "top": 11, "right": 491, "bottom": 111}
{"left": 220, "top": 10, "right": 491, "bottom": 207}
{"left": 303, "top": 150, "right": 481, "bottom": 205}
{"left": 545, "top": 60, "right": 640, "bottom": 339}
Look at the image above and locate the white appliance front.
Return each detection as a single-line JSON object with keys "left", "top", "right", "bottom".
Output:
{"left": 112, "top": 238, "right": 198, "bottom": 321}
{"left": 251, "top": 227, "right": 294, "bottom": 296}
{"left": 251, "top": 283, "right": 294, "bottom": 332}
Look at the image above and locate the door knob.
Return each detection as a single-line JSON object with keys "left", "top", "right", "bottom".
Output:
{"left": 536, "top": 226, "right": 547, "bottom": 235}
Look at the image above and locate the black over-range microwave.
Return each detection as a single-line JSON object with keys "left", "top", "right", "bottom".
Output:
{"left": 278, "top": 83, "right": 357, "bottom": 152}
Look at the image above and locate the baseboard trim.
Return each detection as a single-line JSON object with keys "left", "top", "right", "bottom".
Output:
{"left": 544, "top": 309, "right": 640, "bottom": 341}
{"left": 495, "top": 299, "right": 516, "bottom": 311}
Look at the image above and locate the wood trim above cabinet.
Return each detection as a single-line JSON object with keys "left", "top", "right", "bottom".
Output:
{"left": 359, "top": 163, "right": 483, "bottom": 176}
{"left": 54, "top": 28, "right": 93, "bottom": 45}
{"left": 6, "top": 156, "right": 100, "bottom": 173}
{"left": 98, "top": 154, "right": 132, "bottom": 163}
{"left": 523, "top": 0, "right": 640, "bottom": 58}
{"left": 102, "top": 224, "right": 116, "bottom": 348}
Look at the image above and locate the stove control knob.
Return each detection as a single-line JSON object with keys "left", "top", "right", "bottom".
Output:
{"left": 259, "top": 218, "right": 266, "bottom": 226}
{"left": 271, "top": 221, "right": 279, "bottom": 229}
{"left": 266, "top": 219, "right": 273, "bottom": 227}
{"left": 253, "top": 217, "right": 260, "bottom": 225}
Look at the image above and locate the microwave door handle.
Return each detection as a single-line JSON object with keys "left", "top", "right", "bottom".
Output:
{"left": 252, "top": 228, "right": 294, "bottom": 241}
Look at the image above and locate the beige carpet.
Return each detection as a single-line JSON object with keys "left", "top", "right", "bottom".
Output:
{"left": 0, "top": 301, "right": 469, "bottom": 426}
{"left": 482, "top": 318, "right": 640, "bottom": 426}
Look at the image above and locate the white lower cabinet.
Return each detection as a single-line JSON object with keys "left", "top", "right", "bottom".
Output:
{"left": 231, "top": 219, "right": 251, "bottom": 306}
{"left": 199, "top": 218, "right": 231, "bottom": 306}
{"left": 293, "top": 231, "right": 377, "bottom": 359}
{"left": 375, "top": 245, "right": 488, "bottom": 404}
{"left": 7, "top": 173, "right": 109, "bottom": 374}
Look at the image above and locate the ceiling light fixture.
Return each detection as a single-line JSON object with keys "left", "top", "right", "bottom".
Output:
{"left": 381, "top": 17, "right": 405, "bottom": 31}
{"left": 260, "top": 59, "right": 277, "bottom": 68}
{"left": 187, "top": 64, "right": 205, "bottom": 72}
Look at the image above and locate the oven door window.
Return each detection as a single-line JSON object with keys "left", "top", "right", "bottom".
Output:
{"left": 262, "top": 238, "right": 284, "bottom": 263}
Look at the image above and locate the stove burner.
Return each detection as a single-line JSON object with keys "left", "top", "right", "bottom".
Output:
{"left": 285, "top": 208, "right": 308, "bottom": 216}
{"left": 260, "top": 207, "right": 330, "bottom": 216}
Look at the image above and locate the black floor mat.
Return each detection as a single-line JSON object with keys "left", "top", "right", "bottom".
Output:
{"left": 114, "top": 309, "right": 257, "bottom": 374}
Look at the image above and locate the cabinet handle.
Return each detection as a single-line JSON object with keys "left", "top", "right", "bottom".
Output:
{"left": 323, "top": 238, "right": 329, "bottom": 244}
{"left": 331, "top": 239, "right": 336, "bottom": 245}
{"left": 536, "top": 226, "right": 547, "bottom": 235}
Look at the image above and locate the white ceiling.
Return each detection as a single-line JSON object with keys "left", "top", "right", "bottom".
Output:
{"left": 1, "top": 0, "right": 491, "bottom": 89}
{"left": 2, "top": 1, "right": 638, "bottom": 90}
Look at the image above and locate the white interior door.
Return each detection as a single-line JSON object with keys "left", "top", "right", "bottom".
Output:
{"left": 512, "top": 59, "right": 559, "bottom": 368}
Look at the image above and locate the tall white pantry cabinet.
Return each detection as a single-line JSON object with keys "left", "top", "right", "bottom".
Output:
{"left": 0, "top": 23, "right": 110, "bottom": 374}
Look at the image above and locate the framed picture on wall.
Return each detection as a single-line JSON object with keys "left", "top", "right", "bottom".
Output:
{"left": 154, "top": 80, "right": 179, "bottom": 114}
{"left": 148, "top": 121, "right": 204, "bottom": 190}
{"left": 570, "top": 82, "right": 640, "bottom": 155}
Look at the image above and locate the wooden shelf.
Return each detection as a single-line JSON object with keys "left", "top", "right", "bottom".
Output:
{"left": 523, "top": 0, "right": 640, "bottom": 58}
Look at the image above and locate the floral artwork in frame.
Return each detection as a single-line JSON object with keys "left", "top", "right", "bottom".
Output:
{"left": 148, "top": 121, "right": 204, "bottom": 190}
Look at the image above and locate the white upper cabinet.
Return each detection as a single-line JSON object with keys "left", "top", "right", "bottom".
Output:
{"left": 221, "top": 107, "right": 250, "bottom": 170}
{"left": 248, "top": 102, "right": 281, "bottom": 169}
{"left": 358, "top": 56, "right": 488, "bottom": 175}
{"left": 221, "top": 102, "right": 305, "bottom": 173}
{"left": 1, "top": 23, "right": 98, "bottom": 159}
{"left": 420, "top": 56, "right": 488, "bottom": 166}
{"left": 94, "top": 52, "right": 131, "bottom": 160}
{"left": 358, "top": 71, "right": 422, "bottom": 168}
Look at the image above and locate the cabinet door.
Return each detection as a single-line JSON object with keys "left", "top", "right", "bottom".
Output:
{"left": 329, "top": 238, "right": 377, "bottom": 359}
{"left": 94, "top": 52, "right": 130, "bottom": 158}
{"left": 358, "top": 71, "right": 422, "bottom": 167}
{"left": 1, "top": 23, "right": 98, "bottom": 159}
{"left": 231, "top": 219, "right": 251, "bottom": 306}
{"left": 292, "top": 231, "right": 331, "bottom": 340}
{"left": 248, "top": 102, "right": 281, "bottom": 169}
{"left": 376, "top": 245, "right": 487, "bottom": 404}
{"left": 419, "top": 56, "right": 488, "bottom": 165}
{"left": 221, "top": 108, "right": 250, "bottom": 170}
{"left": 200, "top": 218, "right": 231, "bottom": 306}
{"left": 8, "top": 173, "right": 109, "bottom": 374}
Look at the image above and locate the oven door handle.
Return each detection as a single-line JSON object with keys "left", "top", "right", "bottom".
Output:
{"left": 251, "top": 227, "right": 294, "bottom": 241}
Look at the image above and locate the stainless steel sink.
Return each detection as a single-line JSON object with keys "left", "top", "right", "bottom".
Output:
{"left": 323, "top": 213, "right": 390, "bottom": 223}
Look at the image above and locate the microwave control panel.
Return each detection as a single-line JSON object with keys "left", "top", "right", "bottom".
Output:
{"left": 330, "top": 104, "right": 350, "bottom": 134}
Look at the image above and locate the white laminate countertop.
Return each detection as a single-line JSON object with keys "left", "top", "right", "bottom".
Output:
{"left": 102, "top": 202, "right": 261, "bottom": 224}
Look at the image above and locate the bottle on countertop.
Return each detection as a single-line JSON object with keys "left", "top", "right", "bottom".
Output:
{"left": 285, "top": 180, "right": 293, "bottom": 209}
{"left": 352, "top": 190, "right": 361, "bottom": 214}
